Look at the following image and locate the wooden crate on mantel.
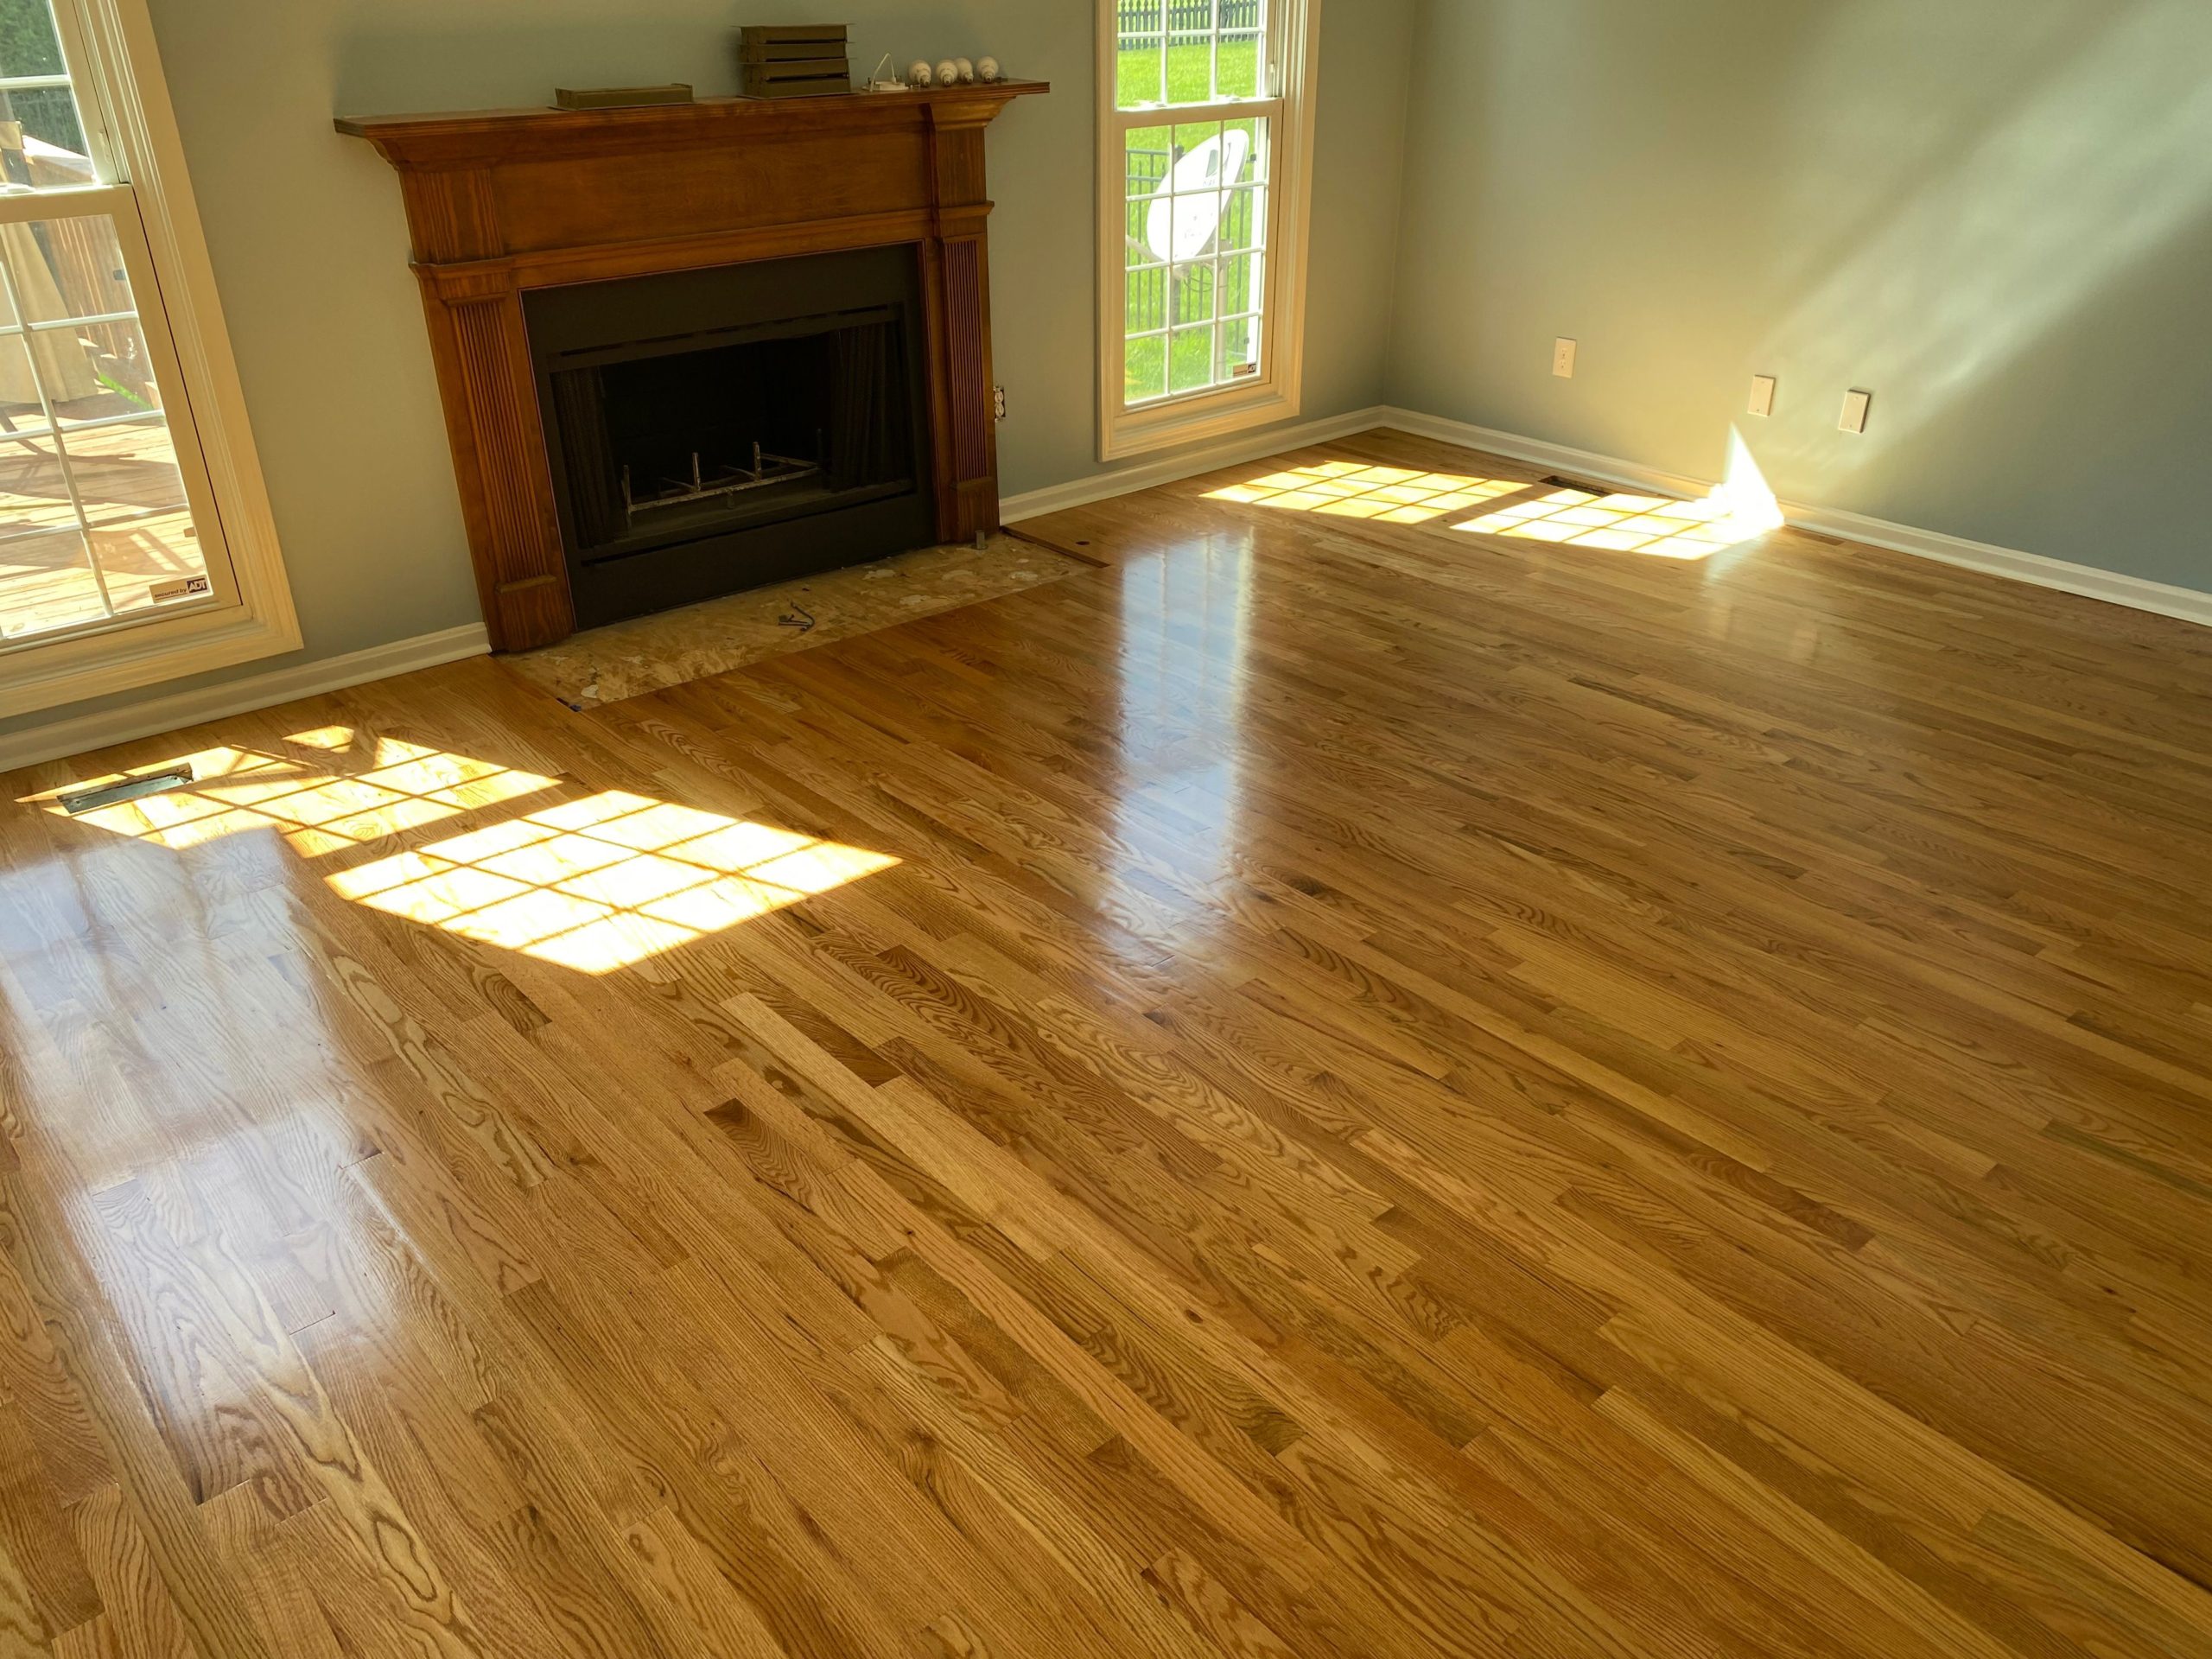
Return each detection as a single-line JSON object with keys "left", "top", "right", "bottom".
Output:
{"left": 737, "top": 23, "right": 849, "bottom": 97}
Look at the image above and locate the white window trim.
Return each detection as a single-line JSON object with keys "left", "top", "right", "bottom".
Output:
{"left": 0, "top": 0, "right": 296, "bottom": 720}
{"left": 1095, "top": 0, "right": 1321, "bottom": 463}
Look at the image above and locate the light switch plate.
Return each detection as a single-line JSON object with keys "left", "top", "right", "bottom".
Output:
{"left": 1553, "top": 338, "right": 1578, "bottom": 378}
{"left": 1749, "top": 375, "right": 1777, "bottom": 417}
{"left": 1840, "top": 388, "right": 1872, "bottom": 434}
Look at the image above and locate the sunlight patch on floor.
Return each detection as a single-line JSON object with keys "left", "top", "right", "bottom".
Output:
{"left": 29, "top": 733, "right": 897, "bottom": 972}
{"left": 1207, "top": 461, "right": 1523, "bottom": 524}
{"left": 326, "top": 790, "right": 899, "bottom": 974}
{"left": 30, "top": 736, "right": 559, "bottom": 855}
{"left": 1457, "top": 487, "right": 1764, "bottom": 560}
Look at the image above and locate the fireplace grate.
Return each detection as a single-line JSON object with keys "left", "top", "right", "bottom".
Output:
{"left": 525, "top": 246, "right": 938, "bottom": 629}
{"left": 623, "top": 442, "right": 824, "bottom": 527}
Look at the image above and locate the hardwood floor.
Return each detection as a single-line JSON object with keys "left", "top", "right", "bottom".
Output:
{"left": 3, "top": 427, "right": 2211, "bottom": 1657}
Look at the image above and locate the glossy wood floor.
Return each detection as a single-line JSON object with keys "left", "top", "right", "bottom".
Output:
{"left": 4, "top": 429, "right": 2212, "bottom": 1658}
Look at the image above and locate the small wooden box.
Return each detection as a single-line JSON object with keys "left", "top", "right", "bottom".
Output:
{"left": 554, "top": 84, "right": 694, "bottom": 111}
{"left": 737, "top": 58, "right": 851, "bottom": 98}
{"left": 738, "top": 23, "right": 849, "bottom": 63}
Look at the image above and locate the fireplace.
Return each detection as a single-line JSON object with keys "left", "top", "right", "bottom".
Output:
{"left": 528, "top": 247, "right": 934, "bottom": 628}
{"left": 336, "top": 81, "right": 1046, "bottom": 649}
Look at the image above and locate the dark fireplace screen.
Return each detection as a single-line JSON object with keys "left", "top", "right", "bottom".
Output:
{"left": 527, "top": 248, "right": 936, "bottom": 629}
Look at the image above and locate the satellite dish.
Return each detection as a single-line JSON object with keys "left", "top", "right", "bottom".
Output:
{"left": 1144, "top": 129, "right": 1253, "bottom": 265}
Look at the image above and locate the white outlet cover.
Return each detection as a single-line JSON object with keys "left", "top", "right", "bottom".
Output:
{"left": 1749, "top": 375, "right": 1777, "bottom": 417}
{"left": 1553, "top": 338, "right": 1577, "bottom": 378}
{"left": 1840, "top": 389, "right": 1872, "bottom": 434}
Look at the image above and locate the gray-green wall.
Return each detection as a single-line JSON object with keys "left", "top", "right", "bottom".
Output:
{"left": 23, "top": 0, "right": 2212, "bottom": 753}
{"left": 1389, "top": 0, "right": 2212, "bottom": 590}
{"left": 4, "top": 0, "right": 1413, "bottom": 742}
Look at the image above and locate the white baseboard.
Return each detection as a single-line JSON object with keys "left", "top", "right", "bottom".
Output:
{"left": 1002, "top": 404, "right": 1392, "bottom": 522}
{"left": 1777, "top": 502, "right": 2212, "bottom": 626}
{"left": 1373, "top": 407, "right": 1714, "bottom": 502}
{"left": 1372, "top": 406, "right": 2212, "bottom": 629}
{"left": 13, "top": 405, "right": 2202, "bottom": 775}
{"left": 0, "top": 622, "right": 491, "bottom": 774}
{"left": 1006, "top": 400, "right": 2210, "bottom": 630}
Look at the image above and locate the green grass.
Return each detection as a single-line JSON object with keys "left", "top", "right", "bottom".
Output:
{"left": 1122, "top": 328, "right": 1237, "bottom": 404}
{"left": 1116, "top": 37, "right": 1260, "bottom": 107}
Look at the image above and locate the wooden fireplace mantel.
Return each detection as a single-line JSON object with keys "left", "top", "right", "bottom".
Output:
{"left": 337, "top": 81, "right": 1046, "bottom": 649}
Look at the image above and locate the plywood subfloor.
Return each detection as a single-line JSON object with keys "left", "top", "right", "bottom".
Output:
{"left": 3, "top": 427, "right": 2211, "bottom": 1657}
{"left": 502, "top": 531, "right": 1085, "bottom": 707}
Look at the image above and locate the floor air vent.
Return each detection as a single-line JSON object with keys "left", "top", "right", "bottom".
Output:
{"left": 58, "top": 762, "right": 194, "bottom": 815}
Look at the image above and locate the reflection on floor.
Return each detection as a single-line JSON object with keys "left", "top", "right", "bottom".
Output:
{"left": 503, "top": 531, "right": 1085, "bottom": 708}
{"left": 3, "top": 428, "right": 2210, "bottom": 1659}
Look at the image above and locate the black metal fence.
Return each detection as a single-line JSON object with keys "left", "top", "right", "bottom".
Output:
{"left": 1122, "top": 144, "right": 1259, "bottom": 337}
{"left": 1117, "top": 1, "right": 1262, "bottom": 46}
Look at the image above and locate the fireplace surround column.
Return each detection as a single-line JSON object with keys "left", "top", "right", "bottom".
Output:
{"left": 339, "top": 81, "right": 1046, "bottom": 650}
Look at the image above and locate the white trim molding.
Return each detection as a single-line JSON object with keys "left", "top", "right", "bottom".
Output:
{"left": 1375, "top": 408, "right": 2212, "bottom": 629}
{"left": 1373, "top": 409, "right": 1712, "bottom": 503}
{"left": 1005, "top": 404, "right": 1389, "bottom": 522}
{"left": 0, "top": 0, "right": 300, "bottom": 718}
{"left": 1095, "top": 0, "right": 1323, "bottom": 462}
{"left": 0, "top": 623, "right": 488, "bottom": 774}
{"left": 19, "top": 404, "right": 2206, "bottom": 779}
{"left": 1014, "top": 402, "right": 2212, "bottom": 630}
{"left": 1780, "top": 503, "right": 2212, "bottom": 628}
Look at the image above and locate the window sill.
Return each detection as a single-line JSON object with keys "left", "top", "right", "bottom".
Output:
{"left": 0, "top": 597, "right": 302, "bottom": 719}
{"left": 1101, "top": 378, "right": 1302, "bottom": 463}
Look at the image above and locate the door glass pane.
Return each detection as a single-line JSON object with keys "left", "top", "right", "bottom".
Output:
{"left": 84, "top": 418, "right": 196, "bottom": 617}
{"left": 0, "top": 0, "right": 93, "bottom": 182}
{"left": 1121, "top": 116, "right": 1268, "bottom": 408}
{"left": 0, "top": 522, "right": 100, "bottom": 638}
{"left": 1115, "top": 0, "right": 1165, "bottom": 110}
{"left": 1124, "top": 334, "right": 1166, "bottom": 405}
{"left": 0, "top": 316, "right": 44, "bottom": 438}
{"left": 0, "top": 329, "right": 100, "bottom": 634}
{"left": 1217, "top": 30, "right": 1263, "bottom": 99}
{"left": 1168, "top": 327, "right": 1212, "bottom": 394}
{"left": 1115, "top": 0, "right": 1268, "bottom": 109}
{"left": 0, "top": 212, "right": 212, "bottom": 642}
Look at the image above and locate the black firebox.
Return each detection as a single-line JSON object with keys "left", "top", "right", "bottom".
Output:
{"left": 525, "top": 246, "right": 936, "bottom": 630}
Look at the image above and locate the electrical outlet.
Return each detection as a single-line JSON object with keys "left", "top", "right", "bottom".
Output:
{"left": 1749, "top": 375, "right": 1777, "bottom": 418}
{"left": 1840, "top": 388, "right": 1872, "bottom": 435}
{"left": 993, "top": 385, "right": 1007, "bottom": 421}
{"left": 1552, "top": 338, "right": 1578, "bottom": 378}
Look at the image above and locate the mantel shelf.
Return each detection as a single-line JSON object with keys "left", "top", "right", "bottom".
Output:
{"left": 335, "top": 81, "right": 1048, "bottom": 163}
{"left": 337, "top": 74, "right": 1045, "bottom": 652}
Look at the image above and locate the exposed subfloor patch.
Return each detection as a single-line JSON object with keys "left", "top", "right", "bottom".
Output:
{"left": 499, "top": 532, "right": 1086, "bottom": 708}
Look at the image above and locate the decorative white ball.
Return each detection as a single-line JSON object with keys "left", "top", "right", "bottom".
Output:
{"left": 935, "top": 60, "right": 959, "bottom": 88}
{"left": 953, "top": 57, "right": 975, "bottom": 84}
{"left": 976, "top": 56, "right": 1001, "bottom": 83}
{"left": 907, "top": 60, "right": 933, "bottom": 86}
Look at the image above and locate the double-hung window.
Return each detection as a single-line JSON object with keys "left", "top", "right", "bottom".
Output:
{"left": 0, "top": 0, "right": 293, "bottom": 716}
{"left": 1098, "top": 0, "right": 1319, "bottom": 460}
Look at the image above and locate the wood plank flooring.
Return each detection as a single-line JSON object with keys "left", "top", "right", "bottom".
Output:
{"left": 3, "top": 427, "right": 2211, "bottom": 1656}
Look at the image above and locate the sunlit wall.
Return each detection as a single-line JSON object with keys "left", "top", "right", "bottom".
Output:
{"left": 1387, "top": 0, "right": 2212, "bottom": 593}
